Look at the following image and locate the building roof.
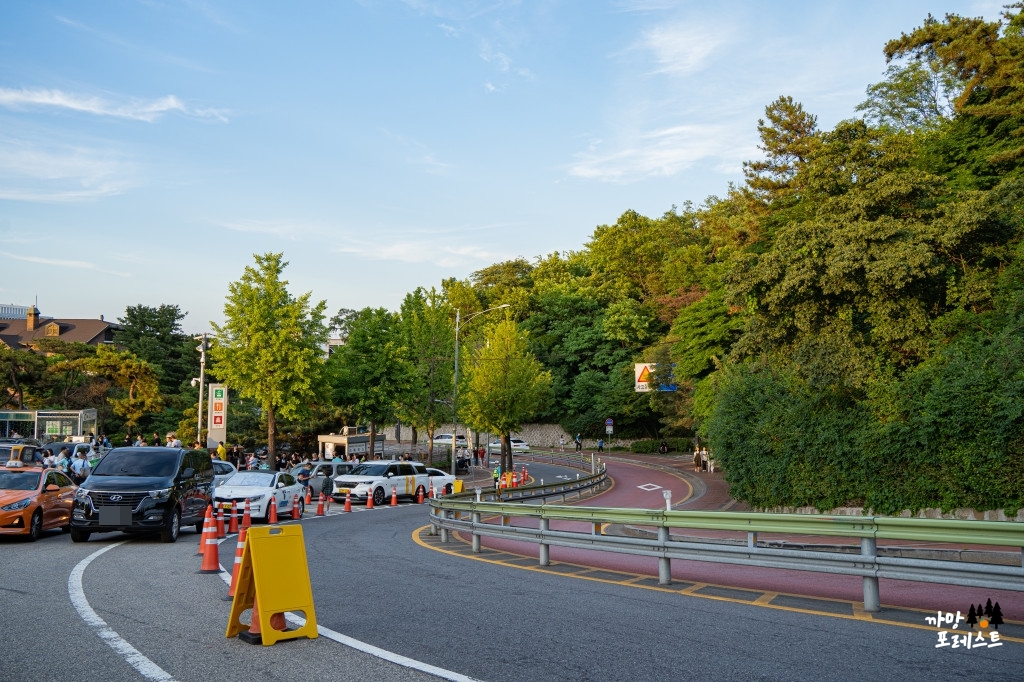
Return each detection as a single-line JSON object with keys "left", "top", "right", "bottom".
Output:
{"left": 0, "top": 317, "right": 120, "bottom": 349}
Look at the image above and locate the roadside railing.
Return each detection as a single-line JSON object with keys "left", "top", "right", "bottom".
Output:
{"left": 459, "top": 453, "right": 609, "bottom": 503}
{"left": 427, "top": 501, "right": 1024, "bottom": 612}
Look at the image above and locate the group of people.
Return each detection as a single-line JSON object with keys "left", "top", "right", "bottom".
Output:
{"left": 39, "top": 445, "right": 93, "bottom": 484}
{"left": 693, "top": 448, "right": 714, "bottom": 473}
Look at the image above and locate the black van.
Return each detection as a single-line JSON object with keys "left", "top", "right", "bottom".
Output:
{"left": 70, "top": 447, "right": 214, "bottom": 543}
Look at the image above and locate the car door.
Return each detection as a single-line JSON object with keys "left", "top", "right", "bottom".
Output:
{"left": 40, "top": 470, "right": 60, "bottom": 528}
{"left": 311, "top": 464, "right": 332, "bottom": 496}
{"left": 53, "top": 470, "right": 76, "bottom": 528}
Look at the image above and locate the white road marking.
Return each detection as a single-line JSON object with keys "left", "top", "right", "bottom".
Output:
{"left": 217, "top": 520, "right": 480, "bottom": 682}
{"left": 69, "top": 541, "right": 178, "bottom": 682}
{"left": 637, "top": 483, "right": 662, "bottom": 491}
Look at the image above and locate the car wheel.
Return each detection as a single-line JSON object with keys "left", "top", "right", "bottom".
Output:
{"left": 297, "top": 499, "right": 305, "bottom": 516}
{"left": 262, "top": 501, "right": 272, "bottom": 524}
{"left": 372, "top": 487, "right": 386, "bottom": 506}
{"left": 27, "top": 510, "right": 42, "bottom": 542}
{"left": 70, "top": 528, "right": 91, "bottom": 543}
{"left": 160, "top": 509, "right": 180, "bottom": 543}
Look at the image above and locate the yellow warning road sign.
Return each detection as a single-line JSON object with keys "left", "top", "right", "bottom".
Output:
{"left": 226, "top": 525, "right": 318, "bottom": 646}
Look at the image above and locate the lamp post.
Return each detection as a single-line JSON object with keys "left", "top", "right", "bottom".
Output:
{"left": 195, "top": 334, "right": 208, "bottom": 446}
{"left": 452, "top": 304, "right": 509, "bottom": 476}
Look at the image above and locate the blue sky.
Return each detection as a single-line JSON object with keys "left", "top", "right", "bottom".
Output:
{"left": 0, "top": 0, "right": 1001, "bottom": 332}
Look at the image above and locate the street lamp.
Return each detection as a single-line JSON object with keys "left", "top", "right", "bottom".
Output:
{"left": 452, "top": 304, "right": 510, "bottom": 476}
{"left": 194, "top": 334, "right": 208, "bottom": 446}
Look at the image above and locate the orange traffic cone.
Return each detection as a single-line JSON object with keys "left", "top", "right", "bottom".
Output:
{"left": 523, "top": 465, "right": 529, "bottom": 483}
{"left": 242, "top": 498, "right": 252, "bottom": 530}
{"left": 291, "top": 494, "right": 301, "bottom": 519}
{"left": 216, "top": 503, "right": 226, "bottom": 538}
{"left": 344, "top": 489, "right": 352, "bottom": 513}
{"left": 198, "top": 505, "right": 212, "bottom": 555}
{"left": 316, "top": 492, "right": 325, "bottom": 516}
{"left": 224, "top": 524, "right": 247, "bottom": 600}
{"left": 428, "top": 482, "right": 435, "bottom": 499}
{"left": 417, "top": 486, "right": 424, "bottom": 504}
{"left": 268, "top": 497, "right": 278, "bottom": 524}
{"left": 390, "top": 486, "right": 398, "bottom": 507}
{"left": 198, "top": 515, "right": 221, "bottom": 573}
{"left": 305, "top": 488, "right": 312, "bottom": 506}
{"left": 237, "top": 593, "right": 287, "bottom": 645}
{"left": 366, "top": 488, "right": 374, "bottom": 509}
{"left": 228, "top": 501, "right": 239, "bottom": 534}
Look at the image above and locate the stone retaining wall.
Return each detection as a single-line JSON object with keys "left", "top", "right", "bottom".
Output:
{"left": 378, "top": 423, "right": 635, "bottom": 449}
{"left": 761, "top": 505, "right": 1024, "bottom": 522}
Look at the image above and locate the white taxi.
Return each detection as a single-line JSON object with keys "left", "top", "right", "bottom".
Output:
{"left": 332, "top": 461, "right": 430, "bottom": 506}
{"left": 213, "top": 470, "right": 304, "bottom": 522}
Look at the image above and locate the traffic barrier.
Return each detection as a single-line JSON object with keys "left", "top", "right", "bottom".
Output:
{"left": 344, "top": 490, "right": 352, "bottom": 513}
{"left": 198, "top": 505, "right": 213, "bottom": 555}
{"left": 225, "top": 524, "right": 247, "bottom": 601}
{"left": 316, "top": 493, "right": 325, "bottom": 517}
{"left": 366, "top": 488, "right": 374, "bottom": 509}
{"left": 390, "top": 486, "right": 398, "bottom": 507}
{"left": 418, "top": 486, "right": 425, "bottom": 504}
{"left": 242, "top": 499, "right": 252, "bottom": 530}
{"left": 305, "top": 488, "right": 312, "bottom": 506}
{"left": 268, "top": 497, "right": 278, "bottom": 524}
{"left": 291, "top": 494, "right": 301, "bottom": 520}
{"left": 228, "top": 501, "right": 239, "bottom": 534}
{"left": 198, "top": 516, "right": 221, "bottom": 573}
{"left": 216, "top": 504, "right": 226, "bottom": 539}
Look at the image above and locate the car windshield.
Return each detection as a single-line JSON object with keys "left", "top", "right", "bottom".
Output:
{"left": 349, "top": 463, "right": 388, "bottom": 477}
{"left": 0, "top": 471, "right": 40, "bottom": 490}
{"left": 225, "top": 472, "right": 275, "bottom": 487}
{"left": 91, "top": 450, "right": 179, "bottom": 477}
{"left": 0, "top": 446, "right": 11, "bottom": 460}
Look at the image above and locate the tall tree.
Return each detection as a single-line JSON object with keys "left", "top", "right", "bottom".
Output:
{"left": 90, "top": 346, "right": 164, "bottom": 429}
{"left": 114, "top": 304, "right": 196, "bottom": 394}
{"left": 0, "top": 345, "right": 47, "bottom": 409}
{"left": 396, "top": 288, "right": 454, "bottom": 462}
{"left": 210, "top": 253, "right": 328, "bottom": 466}
{"left": 461, "top": 319, "right": 552, "bottom": 472}
{"left": 328, "top": 307, "right": 410, "bottom": 457}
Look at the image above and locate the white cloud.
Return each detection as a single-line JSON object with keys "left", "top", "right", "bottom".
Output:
{"left": 484, "top": 81, "right": 497, "bottom": 92}
{"left": 642, "top": 23, "right": 727, "bottom": 76}
{"left": 0, "top": 87, "right": 228, "bottom": 122}
{"left": 0, "top": 251, "right": 131, "bottom": 277}
{"left": 214, "top": 220, "right": 324, "bottom": 240}
{"left": 335, "top": 238, "right": 500, "bottom": 268}
{"left": 0, "top": 138, "right": 137, "bottom": 201}
{"left": 569, "top": 123, "right": 749, "bottom": 182}
{"left": 438, "top": 23, "right": 459, "bottom": 37}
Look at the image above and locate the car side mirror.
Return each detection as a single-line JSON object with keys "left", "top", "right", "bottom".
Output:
{"left": 181, "top": 467, "right": 195, "bottom": 479}
{"left": 45, "top": 483, "right": 60, "bottom": 492}
{"left": 386, "top": 472, "right": 393, "bottom": 477}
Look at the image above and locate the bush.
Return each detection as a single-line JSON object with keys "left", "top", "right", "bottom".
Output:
{"left": 629, "top": 438, "right": 692, "bottom": 454}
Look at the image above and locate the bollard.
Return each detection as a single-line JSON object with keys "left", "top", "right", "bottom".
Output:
{"left": 862, "top": 537, "right": 880, "bottom": 612}
{"left": 663, "top": 489, "right": 672, "bottom": 512}
{"left": 658, "top": 526, "right": 672, "bottom": 585}
{"left": 539, "top": 518, "right": 550, "bottom": 566}
{"left": 475, "top": 487, "right": 482, "bottom": 503}
{"left": 472, "top": 512, "right": 481, "bottom": 553}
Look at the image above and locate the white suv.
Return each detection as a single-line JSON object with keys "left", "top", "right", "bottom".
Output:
{"left": 431, "top": 434, "right": 468, "bottom": 448}
{"left": 332, "top": 460, "right": 431, "bottom": 506}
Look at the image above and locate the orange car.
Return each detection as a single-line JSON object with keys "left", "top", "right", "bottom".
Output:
{"left": 0, "top": 455, "right": 77, "bottom": 540}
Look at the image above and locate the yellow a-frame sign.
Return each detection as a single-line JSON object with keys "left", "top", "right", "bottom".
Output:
{"left": 226, "top": 525, "right": 318, "bottom": 646}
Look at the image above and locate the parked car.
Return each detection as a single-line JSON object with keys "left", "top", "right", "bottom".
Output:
{"left": 431, "top": 434, "right": 468, "bottom": 448}
{"left": 486, "top": 439, "right": 530, "bottom": 453}
{"left": 70, "top": 447, "right": 214, "bottom": 543}
{"left": 332, "top": 460, "right": 430, "bottom": 506}
{"left": 0, "top": 461, "right": 77, "bottom": 540}
{"left": 212, "top": 459, "right": 238, "bottom": 488}
{"left": 289, "top": 461, "right": 357, "bottom": 497}
{"left": 214, "top": 470, "right": 304, "bottom": 522}
{"left": 425, "top": 467, "right": 456, "bottom": 495}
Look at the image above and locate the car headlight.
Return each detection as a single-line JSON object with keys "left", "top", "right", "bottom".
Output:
{"left": 148, "top": 488, "right": 172, "bottom": 500}
{"left": 1, "top": 498, "right": 32, "bottom": 511}
{"left": 248, "top": 494, "right": 265, "bottom": 502}
{"left": 74, "top": 488, "right": 91, "bottom": 502}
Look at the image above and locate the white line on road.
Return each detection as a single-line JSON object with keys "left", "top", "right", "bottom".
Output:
{"left": 69, "top": 541, "right": 178, "bottom": 682}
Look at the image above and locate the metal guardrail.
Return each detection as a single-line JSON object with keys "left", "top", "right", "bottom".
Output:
{"left": 428, "top": 501, "right": 1024, "bottom": 612}
{"left": 460, "top": 451, "right": 609, "bottom": 503}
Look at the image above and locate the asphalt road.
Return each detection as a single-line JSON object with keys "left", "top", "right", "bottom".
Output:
{"left": 1, "top": 461, "right": 1021, "bottom": 682}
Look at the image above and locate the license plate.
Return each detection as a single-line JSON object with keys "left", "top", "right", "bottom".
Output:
{"left": 98, "top": 506, "right": 132, "bottom": 525}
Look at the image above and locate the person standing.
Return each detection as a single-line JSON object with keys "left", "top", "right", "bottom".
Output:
{"left": 123, "top": 434, "right": 132, "bottom": 447}
{"left": 217, "top": 441, "right": 227, "bottom": 461}
{"left": 574, "top": 433, "right": 582, "bottom": 452}
{"left": 559, "top": 436, "right": 565, "bottom": 452}
{"left": 55, "top": 447, "right": 71, "bottom": 476}
{"left": 597, "top": 438, "right": 604, "bottom": 453}
{"left": 297, "top": 462, "right": 313, "bottom": 491}
{"left": 71, "top": 452, "right": 91, "bottom": 483}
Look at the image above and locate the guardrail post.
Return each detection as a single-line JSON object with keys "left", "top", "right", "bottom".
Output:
{"left": 658, "top": 526, "right": 671, "bottom": 585}
{"left": 539, "top": 518, "right": 550, "bottom": 566}
{"left": 861, "top": 537, "right": 879, "bottom": 612}
{"left": 475, "top": 487, "right": 481, "bottom": 503}
{"left": 591, "top": 453, "right": 596, "bottom": 474}
{"left": 472, "top": 511, "right": 481, "bottom": 553}
{"left": 747, "top": 532, "right": 757, "bottom": 549}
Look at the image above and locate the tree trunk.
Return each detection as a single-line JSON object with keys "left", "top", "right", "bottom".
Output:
{"left": 426, "top": 426, "right": 435, "bottom": 464}
{"left": 410, "top": 426, "right": 418, "bottom": 448}
{"left": 502, "top": 433, "right": 512, "bottom": 473}
{"left": 369, "top": 421, "right": 376, "bottom": 459}
{"left": 267, "top": 405, "right": 277, "bottom": 470}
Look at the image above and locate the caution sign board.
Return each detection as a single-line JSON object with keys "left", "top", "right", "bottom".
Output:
{"left": 634, "top": 363, "right": 654, "bottom": 392}
{"left": 226, "top": 525, "right": 318, "bottom": 646}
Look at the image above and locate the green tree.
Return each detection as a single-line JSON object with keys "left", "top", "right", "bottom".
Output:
{"left": 396, "top": 288, "right": 454, "bottom": 462}
{"left": 89, "top": 345, "right": 164, "bottom": 429}
{"left": 114, "top": 304, "right": 197, "bottom": 394}
{"left": 461, "top": 319, "right": 552, "bottom": 472}
{"left": 37, "top": 339, "right": 97, "bottom": 409}
{"left": 328, "top": 307, "right": 410, "bottom": 457}
{"left": 0, "top": 345, "right": 47, "bottom": 409}
{"left": 210, "top": 253, "right": 328, "bottom": 466}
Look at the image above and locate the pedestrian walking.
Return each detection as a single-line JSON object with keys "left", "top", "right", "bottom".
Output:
{"left": 597, "top": 438, "right": 604, "bottom": 453}
{"left": 559, "top": 436, "right": 565, "bottom": 452}
{"left": 70, "top": 452, "right": 91, "bottom": 483}
{"left": 574, "top": 433, "right": 582, "bottom": 452}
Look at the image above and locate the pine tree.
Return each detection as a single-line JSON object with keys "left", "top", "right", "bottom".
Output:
{"left": 966, "top": 604, "right": 977, "bottom": 629}
{"left": 990, "top": 602, "right": 1003, "bottom": 631}
{"left": 985, "top": 598, "right": 993, "bottom": 618}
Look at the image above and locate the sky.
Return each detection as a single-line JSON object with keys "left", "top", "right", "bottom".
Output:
{"left": 0, "top": 0, "right": 1004, "bottom": 333}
